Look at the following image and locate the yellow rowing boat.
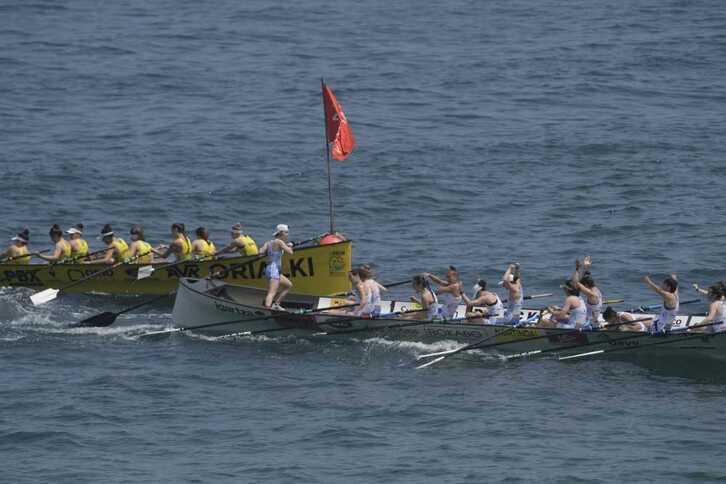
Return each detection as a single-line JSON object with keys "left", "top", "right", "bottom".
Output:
{"left": 0, "top": 240, "right": 352, "bottom": 296}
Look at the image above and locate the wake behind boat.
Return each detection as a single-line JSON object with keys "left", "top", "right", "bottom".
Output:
{"left": 170, "top": 278, "right": 726, "bottom": 361}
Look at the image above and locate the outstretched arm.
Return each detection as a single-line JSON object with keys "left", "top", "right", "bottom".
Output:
{"left": 38, "top": 243, "right": 63, "bottom": 262}
{"left": 425, "top": 273, "right": 447, "bottom": 286}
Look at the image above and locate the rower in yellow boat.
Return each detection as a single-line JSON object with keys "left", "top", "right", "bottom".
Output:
{"left": 191, "top": 227, "right": 216, "bottom": 261}
{"left": 126, "top": 225, "right": 153, "bottom": 264}
{"left": 216, "top": 223, "right": 258, "bottom": 257}
{"left": 66, "top": 223, "right": 89, "bottom": 260}
{"left": 155, "top": 223, "right": 193, "bottom": 261}
{"left": 84, "top": 224, "right": 130, "bottom": 265}
{"left": 38, "top": 224, "right": 72, "bottom": 263}
{"left": 259, "top": 224, "right": 293, "bottom": 310}
{"left": 0, "top": 228, "right": 31, "bottom": 264}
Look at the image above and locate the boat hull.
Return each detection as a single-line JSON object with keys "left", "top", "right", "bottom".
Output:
{"left": 0, "top": 240, "right": 352, "bottom": 296}
{"left": 172, "top": 279, "right": 726, "bottom": 360}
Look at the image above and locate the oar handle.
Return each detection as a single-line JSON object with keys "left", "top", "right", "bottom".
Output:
{"left": 117, "top": 292, "right": 176, "bottom": 316}
{"left": 176, "top": 302, "right": 359, "bottom": 333}
{"left": 380, "top": 279, "right": 412, "bottom": 288}
{"left": 314, "top": 308, "right": 429, "bottom": 336}
{"left": 632, "top": 298, "right": 700, "bottom": 312}
{"left": 57, "top": 251, "right": 152, "bottom": 293}
{"left": 1, "top": 249, "right": 49, "bottom": 262}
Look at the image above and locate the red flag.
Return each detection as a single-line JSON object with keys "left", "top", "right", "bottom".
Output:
{"left": 322, "top": 83, "right": 356, "bottom": 160}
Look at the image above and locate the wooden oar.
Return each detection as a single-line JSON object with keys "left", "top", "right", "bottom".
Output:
{"left": 0, "top": 249, "right": 49, "bottom": 263}
{"left": 502, "top": 317, "right": 670, "bottom": 361}
{"left": 65, "top": 247, "right": 114, "bottom": 263}
{"left": 137, "top": 302, "right": 359, "bottom": 339}
{"left": 558, "top": 321, "right": 721, "bottom": 361}
{"left": 417, "top": 315, "right": 654, "bottom": 363}
{"left": 501, "top": 293, "right": 552, "bottom": 303}
{"left": 30, "top": 251, "right": 152, "bottom": 306}
{"left": 311, "top": 308, "right": 431, "bottom": 336}
{"left": 414, "top": 312, "right": 545, "bottom": 369}
{"left": 629, "top": 298, "right": 700, "bottom": 313}
{"left": 69, "top": 292, "right": 175, "bottom": 328}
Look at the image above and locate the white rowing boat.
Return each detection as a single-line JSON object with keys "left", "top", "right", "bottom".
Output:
{"left": 171, "top": 278, "right": 726, "bottom": 360}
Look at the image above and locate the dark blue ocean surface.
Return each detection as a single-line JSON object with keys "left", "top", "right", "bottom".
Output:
{"left": 2, "top": 0, "right": 726, "bottom": 482}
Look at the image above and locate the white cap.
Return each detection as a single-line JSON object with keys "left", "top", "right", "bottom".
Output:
{"left": 274, "top": 224, "right": 289, "bottom": 235}
{"left": 67, "top": 227, "right": 82, "bottom": 235}
{"left": 11, "top": 235, "right": 27, "bottom": 243}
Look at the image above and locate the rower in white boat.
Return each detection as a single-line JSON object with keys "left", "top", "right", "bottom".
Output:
{"left": 691, "top": 283, "right": 726, "bottom": 333}
{"left": 409, "top": 274, "right": 441, "bottom": 320}
{"left": 496, "top": 263, "right": 523, "bottom": 325}
{"left": 462, "top": 279, "right": 503, "bottom": 322}
{"left": 327, "top": 266, "right": 385, "bottom": 317}
{"left": 643, "top": 274, "right": 679, "bottom": 334}
{"left": 355, "top": 265, "right": 385, "bottom": 317}
{"left": 602, "top": 306, "right": 652, "bottom": 332}
{"left": 258, "top": 224, "right": 294, "bottom": 311}
{"left": 572, "top": 256, "right": 604, "bottom": 328}
{"left": 424, "top": 266, "right": 463, "bottom": 319}
{"left": 539, "top": 280, "right": 587, "bottom": 329}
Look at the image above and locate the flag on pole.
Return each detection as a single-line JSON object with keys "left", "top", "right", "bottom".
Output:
{"left": 322, "top": 83, "right": 356, "bottom": 161}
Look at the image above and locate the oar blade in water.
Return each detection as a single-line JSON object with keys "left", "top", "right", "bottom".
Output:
{"left": 70, "top": 311, "right": 117, "bottom": 328}
{"left": 30, "top": 289, "right": 59, "bottom": 306}
{"left": 137, "top": 328, "right": 181, "bottom": 339}
{"left": 137, "top": 265, "right": 154, "bottom": 280}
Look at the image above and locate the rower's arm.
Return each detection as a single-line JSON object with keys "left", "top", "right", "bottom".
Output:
{"left": 702, "top": 301, "right": 719, "bottom": 323}
{"left": 643, "top": 275, "right": 669, "bottom": 298}
{"left": 127, "top": 243, "right": 139, "bottom": 259}
{"left": 502, "top": 265, "right": 515, "bottom": 290}
{"left": 425, "top": 273, "right": 447, "bottom": 286}
{"left": 575, "top": 281, "right": 597, "bottom": 300}
{"left": 0, "top": 248, "right": 10, "bottom": 260}
{"left": 38, "top": 243, "right": 63, "bottom": 262}
{"left": 692, "top": 283, "right": 709, "bottom": 295}
{"left": 571, "top": 259, "right": 581, "bottom": 285}
{"left": 355, "top": 282, "right": 368, "bottom": 313}
{"left": 84, "top": 248, "right": 114, "bottom": 265}
{"left": 374, "top": 281, "right": 387, "bottom": 292}
{"left": 551, "top": 299, "right": 573, "bottom": 320}
{"left": 278, "top": 240, "right": 294, "bottom": 255}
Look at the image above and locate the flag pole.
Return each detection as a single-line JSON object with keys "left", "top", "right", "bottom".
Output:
{"left": 321, "top": 78, "right": 335, "bottom": 234}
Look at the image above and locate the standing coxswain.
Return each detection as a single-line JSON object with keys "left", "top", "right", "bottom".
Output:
{"left": 425, "top": 266, "right": 463, "bottom": 319}
{"left": 539, "top": 280, "right": 587, "bottom": 329}
{"left": 462, "top": 279, "right": 503, "bottom": 322}
{"left": 155, "top": 223, "right": 193, "bottom": 261}
{"left": 37, "top": 224, "right": 72, "bottom": 263}
{"left": 643, "top": 274, "right": 679, "bottom": 334}
{"left": 192, "top": 227, "right": 216, "bottom": 261}
{"left": 258, "top": 224, "right": 294, "bottom": 310}
{"left": 217, "top": 223, "right": 258, "bottom": 257}
{"left": 572, "top": 256, "right": 604, "bottom": 328}
{"left": 0, "top": 228, "right": 31, "bottom": 264}
{"left": 66, "top": 224, "right": 89, "bottom": 260}
{"left": 126, "top": 226, "right": 154, "bottom": 264}
{"left": 84, "top": 224, "right": 130, "bottom": 265}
